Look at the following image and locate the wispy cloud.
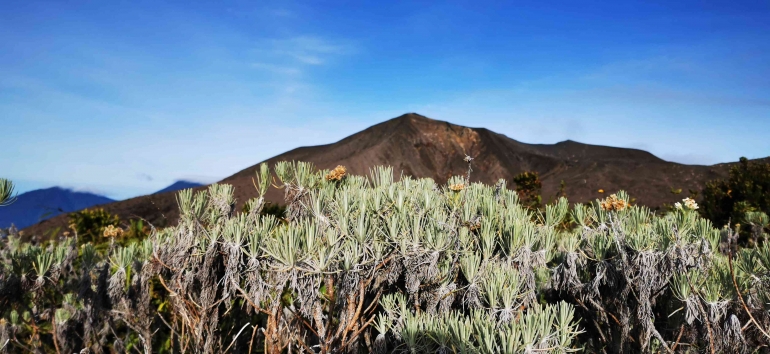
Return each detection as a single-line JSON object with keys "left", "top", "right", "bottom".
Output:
{"left": 251, "top": 62, "right": 302, "bottom": 76}
{"left": 246, "top": 35, "right": 354, "bottom": 105}
{"left": 136, "top": 173, "right": 154, "bottom": 182}
{"left": 272, "top": 36, "right": 351, "bottom": 64}
{"left": 255, "top": 35, "right": 353, "bottom": 70}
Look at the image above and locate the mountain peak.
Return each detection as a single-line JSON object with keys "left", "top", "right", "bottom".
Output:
{"left": 386, "top": 113, "right": 450, "bottom": 128}
{"left": 154, "top": 180, "right": 204, "bottom": 195}
{"left": 392, "top": 112, "right": 431, "bottom": 121}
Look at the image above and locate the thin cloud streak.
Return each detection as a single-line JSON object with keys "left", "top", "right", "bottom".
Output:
{"left": 251, "top": 62, "right": 302, "bottom": 76}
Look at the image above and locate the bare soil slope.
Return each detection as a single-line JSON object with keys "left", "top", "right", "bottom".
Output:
{"left": 23, "top": 113, "right": 760, "bottom": 236}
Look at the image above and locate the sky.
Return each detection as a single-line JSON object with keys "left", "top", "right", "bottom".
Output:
{"left": 2, "top": 0, "right": 769, "bottom": 200}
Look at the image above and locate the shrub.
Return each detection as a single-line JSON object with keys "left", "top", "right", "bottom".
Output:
{"left": 513, "top": 171, "right": 542, "bottom": 209}
{"left": 745, "top": 211, "right": 770, "bottom": 246}
{"left": 1, "top": 162, "right": 769, "bottom": 353}
{"left": 125, "top": 219, "right": 150, "bottom": 241}
{"left": 701, "top": 157, "right": 770, "bottom": 229}
{"left": 67, "top": 208, "right": 120, "bottom": 244}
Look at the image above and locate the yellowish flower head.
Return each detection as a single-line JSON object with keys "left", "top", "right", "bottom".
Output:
{"left": 325, "top": 165, "right": 347, "bottom": 181}
{"left": 600, "top": 194, "right": 628, "bottom": 212}
{"left": 103, "top": 225, "right": 124, "bottom": 238}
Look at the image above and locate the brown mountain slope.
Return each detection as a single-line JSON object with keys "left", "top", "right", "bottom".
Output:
{"left": 22, "top": 113, "right": 759, "bottom": 237}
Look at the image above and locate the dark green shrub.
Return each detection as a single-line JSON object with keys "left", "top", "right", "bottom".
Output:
{"left": 513, "top": 171, "right": 542, "bottom": 209}
{"left": 68, "top": 208, "right": 120, "bottom": 244}
{"left": 701, "top": 157, "right": 770, "bottom": 229}
{"left": 125, "top": 219, "right": 149, "bottom": 241}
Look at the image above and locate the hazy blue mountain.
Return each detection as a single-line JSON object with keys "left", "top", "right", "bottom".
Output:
{"left": 0, "top": 187, "right": 115, "bottom": 229}
{"left": 154, "top": 180, "right": 203, "bottom": 194}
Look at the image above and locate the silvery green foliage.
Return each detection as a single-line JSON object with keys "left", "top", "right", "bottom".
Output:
{"left": 128, "top": 162, "right": 582, "bottom": 353}
{"left": 550, "top": 193, "right": 770, "bottom": 353}
{"left": 3, "top": 166, "right": 770, "bottom": 353}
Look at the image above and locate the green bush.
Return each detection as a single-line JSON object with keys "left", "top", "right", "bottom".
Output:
{"left": 67, "top": 208, "right": 120, "bottom": 244}
{"left": 125, "top": 219, "right": 150, "bottom": 241}
{"left": 1, "top": 163, "right": 769, "bottom": 353}
{"left": 513, "top": 171, "right": 542, "bottom": 209}
{"left": 701, "top": 157, "right": 770, "bottom": 229}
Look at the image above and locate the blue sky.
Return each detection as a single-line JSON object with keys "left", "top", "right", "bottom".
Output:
{"left": 2, "top": 0, "right": 769, "bottom": 199}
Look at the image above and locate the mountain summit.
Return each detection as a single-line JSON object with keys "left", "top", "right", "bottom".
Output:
{"left": 23, "top": 113, "right": 753, "bottom": 236}
{"left": 154, "top": 180, "right": 204, "bottom": 195}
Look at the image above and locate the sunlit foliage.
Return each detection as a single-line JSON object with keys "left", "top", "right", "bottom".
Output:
{"left": 1, "top": 162, "right": 770, "bottom": 353}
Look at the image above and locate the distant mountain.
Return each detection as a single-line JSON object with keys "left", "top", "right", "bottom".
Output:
{"left": 23, "top": 113, "right": 770, "bottom": 237}
{"left": 1, "top": 187, "right": 114, "bottom": 229}
{"left": 154, "top": 180, "right": 203, "bottom": 195}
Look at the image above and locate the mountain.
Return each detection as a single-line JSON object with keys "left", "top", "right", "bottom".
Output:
{"left": 154, "top": 180, "right": 203, "bottom": 194}
{"left": 1, "top": 187, "right": 115, "bottom": 230}
{"left": 22, "top": 113, "right": 766, "bottom": 236}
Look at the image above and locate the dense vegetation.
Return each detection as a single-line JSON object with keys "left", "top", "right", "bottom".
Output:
{"left": 67, "top": 208, "right": 122, "bottom": 244}
{"left": 1, "top": 161, "right": 770, "bottom": 353}
{"left": 512, "top": 171, "right": 542, "bottom": 210}
{"left": 700, "top": 157, "right": 770, "bottom": 244}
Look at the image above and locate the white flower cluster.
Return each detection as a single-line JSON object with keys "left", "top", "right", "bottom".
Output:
{"left": 674, "top": 197, "right": 699, "bottom": 211}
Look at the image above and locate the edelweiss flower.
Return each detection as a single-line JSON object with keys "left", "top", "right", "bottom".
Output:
{"left": 683, "top": 198, "right": 699, "bottom": 210}
{"left": 674, "top": 198, "right": 698, "bottom": 211}
{"left": 600, "top": 194, "right": 628, "bottom": 211}
{"left": 325, "top": 165, "right": 347, "bottom": 181}
{"left": 103, "top": 225, "right": 124, "bottom": 238}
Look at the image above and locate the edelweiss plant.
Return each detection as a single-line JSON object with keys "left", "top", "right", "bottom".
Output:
{"left": 674, "top": 197, "right": 699, "bottom": 211}
{"left": 1, "top": 164, "right": 770, "bottom": 353}
{"left": 551, "top": 193, "right": 770, "bottom": 353}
